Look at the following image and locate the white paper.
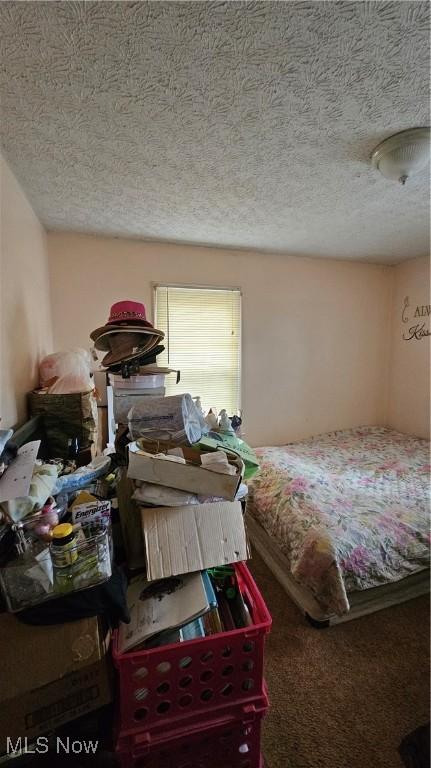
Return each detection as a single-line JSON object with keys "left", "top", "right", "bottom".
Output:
{"left": 0, "top": 441, "right": 41, "bottom": 503}
{"left": 201, "top": 451, "right": 237, "bottom": 475}
{"left": 118, "top": 571, "right": 209, "bottom": 652}
{"left": 25, "top": 548, "right": 54, "bottom": 593}
{"left": 153, "top": 453, "right": 186, "bottom": 464}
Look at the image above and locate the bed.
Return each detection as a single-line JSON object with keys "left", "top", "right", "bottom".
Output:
{"left": 246, "top": 426, "right": 430, "bottom": 625}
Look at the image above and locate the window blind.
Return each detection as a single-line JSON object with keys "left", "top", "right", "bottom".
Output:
{"left": 155, "top": 285, "right": 241, "bottom": 414}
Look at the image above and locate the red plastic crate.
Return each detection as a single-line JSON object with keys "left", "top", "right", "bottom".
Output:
{"left": 116, "top": 699, "right": 267, "bottom": 768}
{"left": 112, "top": 562, "right": 271, "bottom": 735}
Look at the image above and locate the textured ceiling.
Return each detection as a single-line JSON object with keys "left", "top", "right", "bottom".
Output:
{"left": 0, "top": 1, "right": 430, "bottom": 263}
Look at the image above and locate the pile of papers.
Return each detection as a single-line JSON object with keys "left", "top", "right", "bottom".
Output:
{"left": 118, "top": 571, "right": 216, "bottom": 653}
{"left": 117, "top": 437, "right": 252, "bottom": 652}
{"left": 119, "top": 564, "right": 253, "bottom": 653}
{"left": 127, "top": 442, "right": 249, "bottom": 581}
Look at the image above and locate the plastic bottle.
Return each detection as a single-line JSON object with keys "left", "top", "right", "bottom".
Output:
{"left": 218, "top": 409, "right": 235, "bottom": 434}
{"left": 51, "top": 523, "right": 78, "bottom": 567}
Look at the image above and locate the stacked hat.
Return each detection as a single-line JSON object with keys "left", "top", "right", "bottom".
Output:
{"left": 90, "top": 301, "right": 165, "bottom": 368}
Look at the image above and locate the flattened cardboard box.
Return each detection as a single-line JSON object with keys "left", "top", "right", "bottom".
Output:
{"left": 128, "top": 443, "right": 244, "bottom": 501}
{"left": 141, "top": 500, "right": 249, "bottom": 580}
{"left": 0, "top": 615, "right": 111, "bottom": 750}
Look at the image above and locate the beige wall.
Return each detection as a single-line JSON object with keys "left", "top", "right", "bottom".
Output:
{"left": 0, "top": 156, "right": 53, "bottom": 428}
{"left": 387, "top": 257, "right": 430, "bottom": 439}
{"left": 48, "top": 232, "right": 392, "bottom": 446}
{"left": 0, "top": 175, "right": 427, "bottom": 444}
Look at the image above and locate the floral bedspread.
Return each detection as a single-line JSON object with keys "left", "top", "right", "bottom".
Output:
{"left": 247, "top": 426, "right": 430, "bottom": 615}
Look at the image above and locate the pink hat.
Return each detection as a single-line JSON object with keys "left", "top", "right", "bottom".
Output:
{"left": 107, "top": 300, "right": 152, "bottom": 327}
{"left": 90, "top": 300, "right": 154, "bottom": 343}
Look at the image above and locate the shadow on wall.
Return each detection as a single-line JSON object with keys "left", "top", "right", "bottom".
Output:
{"left": 5, "top": 296, "right": 39, "bottom": 428}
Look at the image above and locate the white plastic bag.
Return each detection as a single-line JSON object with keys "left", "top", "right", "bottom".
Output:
{"left": 39, "top": 348, "right": 94, "bottom": 394}
{"left": 128, "top": 394, "right": 207, "bottom": 444}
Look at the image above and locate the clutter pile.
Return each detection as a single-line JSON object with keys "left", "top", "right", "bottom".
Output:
{"left": 96, "top": 301, "right": 271, "bottom": 768}
{"left": 114, "top": 428, "right": 271, "bottom": 768}
{"left": 0, "top": 420, "right": 117, "bottom": 754}
{"left": 0, "top": 297, "right": 270, "bottom": 768}
{"left": 0, "top": 436, "right": 115, "bottom": 612}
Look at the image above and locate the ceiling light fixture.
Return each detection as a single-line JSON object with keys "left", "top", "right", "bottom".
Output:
{"left": 371, "top": 127, "right": 430, "bottom": 185}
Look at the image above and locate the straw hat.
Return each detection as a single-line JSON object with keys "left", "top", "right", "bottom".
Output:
{"left": 93, "top": 326, "right": 164, "bottom": 352}
{"left": 101, "top": 331, "right": 163, "bottom": 368}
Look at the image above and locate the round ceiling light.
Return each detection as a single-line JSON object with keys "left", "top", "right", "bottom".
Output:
{"left": 371, "top": 127, "right": 430, "bottom": 185}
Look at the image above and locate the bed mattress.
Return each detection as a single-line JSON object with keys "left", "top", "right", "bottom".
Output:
{"left": 247, "top": 426, "right": 430, "bottom": 616}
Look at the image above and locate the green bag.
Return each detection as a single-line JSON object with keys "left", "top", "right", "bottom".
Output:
{"left": 198, "top": 434, "right": 260, "bottom": 480}
{"left": 28, "top": 391, "right": 98, "bottom": 458}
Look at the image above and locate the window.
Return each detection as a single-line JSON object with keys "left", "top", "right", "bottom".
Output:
{"left": 154, "top": 285, "right": 241, "bottom": 414}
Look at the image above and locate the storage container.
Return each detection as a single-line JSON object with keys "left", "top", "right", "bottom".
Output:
{"left": 112, "top": 389, "right": 166, "bottom": 424}
{"left": 115, "top": 700, "right": 267, "bottom": 768}
{"left": 112, "top": 563, "right": 271, "bottom": 735}
{"left": 109, "top": 373, "right": 166, "bottom": 390}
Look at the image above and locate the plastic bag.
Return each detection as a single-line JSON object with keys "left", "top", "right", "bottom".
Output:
{"left": 39, "top": 348, "right": 94, "bottom": 394}
{"left": 52, "top": 456, "right": 111, "bottom": 494}
{"left": 128, "top": 394, "right": 207, "bottom": 445}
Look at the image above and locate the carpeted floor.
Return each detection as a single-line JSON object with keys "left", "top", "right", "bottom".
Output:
{"left": 249, "top": 551, "right": 430, "bottom": 768}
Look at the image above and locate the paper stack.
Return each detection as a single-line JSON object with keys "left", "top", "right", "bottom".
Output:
{"left": 118, "top": 570, "right": 217, "bottom": 653}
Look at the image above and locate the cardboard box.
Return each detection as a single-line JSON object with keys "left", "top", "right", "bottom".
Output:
{"left": 128, "top": 443, "right": 244, "bottom": 501}
{"left": 141, "top": 500, "right": 249, "bottom": 580}
{"left": 0, "top": 615, "right": 112, "bottom": 751}
{"left": 93, "top": 370, "right": 108, "bottom": 406}
{"left": 117, "top": 467, "right": 146, "bottom": 570}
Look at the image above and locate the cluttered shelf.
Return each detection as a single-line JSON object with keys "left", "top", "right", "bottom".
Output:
{"left": 0, "top": 300, "right": 271, "bottom": 768}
